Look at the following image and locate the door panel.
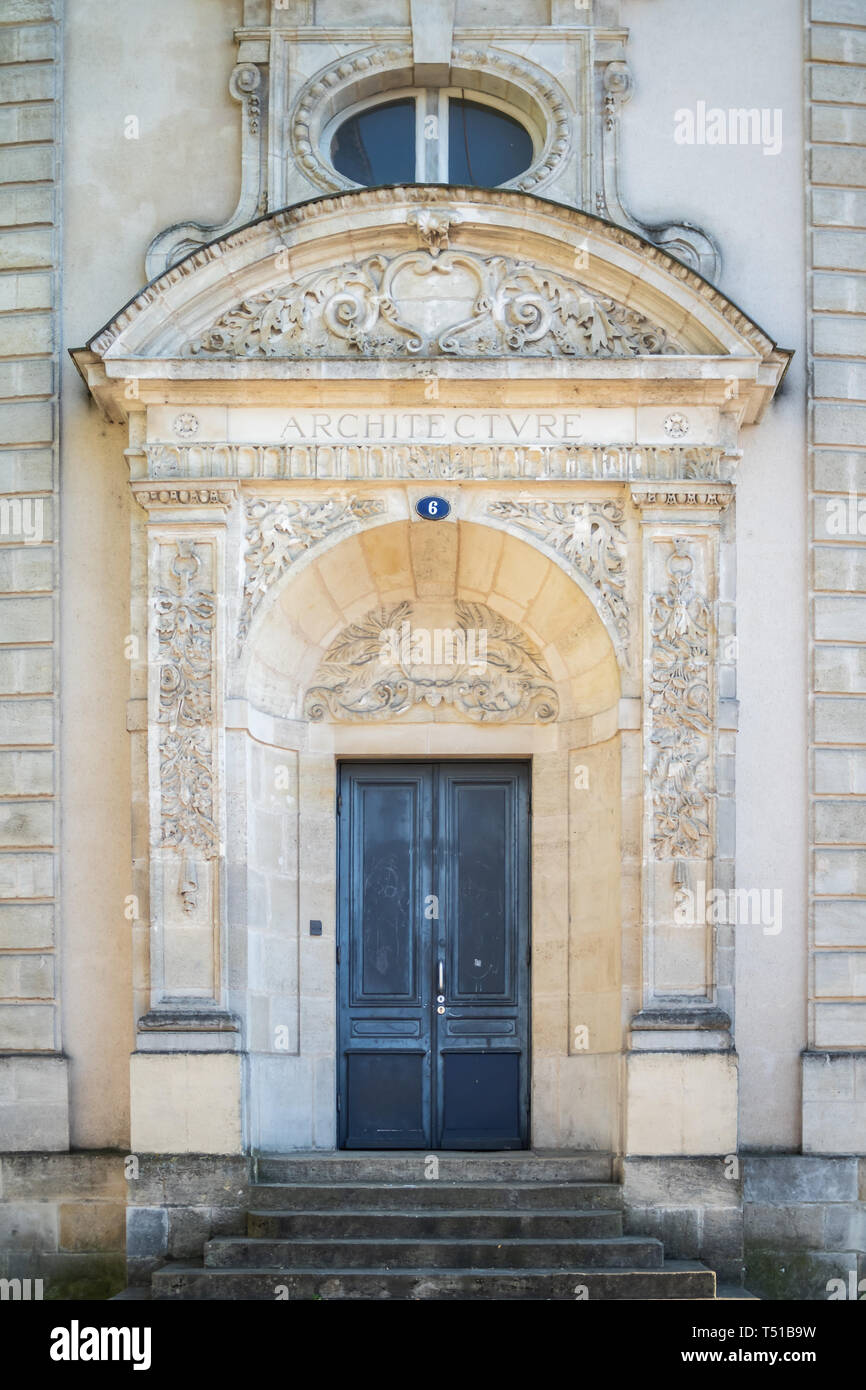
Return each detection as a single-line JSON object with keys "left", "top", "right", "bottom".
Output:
{"left": 436, "top": 767, "right": 529, "bottom": 1148}
{"left": 338, "top": 762, "right": 529, "bottom": 1149}
{"left": 340, "top": 766, "right": 432, "bottom": 1149}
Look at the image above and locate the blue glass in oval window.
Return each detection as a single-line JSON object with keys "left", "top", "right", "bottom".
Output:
{"left": 331, "top": 98, "right": 416, "bottom": 186}
{"left": 448, "top": 99, "right": 532, "bottom": 185}
{"left": 331, "top": 95, "right": 533, "bottom": 188}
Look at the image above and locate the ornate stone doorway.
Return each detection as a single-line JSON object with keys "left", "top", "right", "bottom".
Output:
{"left": 72, "top": 185, "right": 790, "bottom": 1158}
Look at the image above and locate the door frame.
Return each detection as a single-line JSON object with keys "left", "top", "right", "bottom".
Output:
{"left": 336, "top": 757, "right": 532, "bottom": 1150}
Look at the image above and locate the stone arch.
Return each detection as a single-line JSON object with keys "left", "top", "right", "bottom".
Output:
{"left": 235, "top": 517, "right": 627, "bottom": 1152}
{"left": 244, "top": 518, "right": 621, "bottom": 724}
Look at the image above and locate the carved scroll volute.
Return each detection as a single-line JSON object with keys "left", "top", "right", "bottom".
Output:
{"left": 144, "top": 522, "right": 228, "bottom": 1015}
{"left": 597, "top": 58, "right": 721, "bottom": 282}
{"left": 641, "top": 530, "right": 719, "bottom": 1010}
{"left": 144, "top": 61, "right": 268, "bottom": 279}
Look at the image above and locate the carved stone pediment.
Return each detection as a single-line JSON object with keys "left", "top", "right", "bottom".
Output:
{"left": 304, "top": 601, "right": 559, "bottom": 723}
{"left": 188, "top": 248, "right": 680, "bottom": 361}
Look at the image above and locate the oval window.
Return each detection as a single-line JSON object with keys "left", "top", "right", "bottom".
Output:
{"left": 328, "top": 92, "right": 535, "bottom": 189}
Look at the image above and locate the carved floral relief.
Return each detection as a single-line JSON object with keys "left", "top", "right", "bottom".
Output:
{"left": 189, "top": 248, "right": 680, "bottom": 361}
{"left": 304, "top": 601, "right": 559, "bottom": 723}
{"left": 240, "top": 496, "right": 386, "bottom": 647}
{"left": 153, "top": 541, "right": 219, "bottom": 866}
{"left": 486, "top": 498, "right": 629, "bottom": 643}
{"left": 648, "top": 539, "right": 714, "bottom": 858}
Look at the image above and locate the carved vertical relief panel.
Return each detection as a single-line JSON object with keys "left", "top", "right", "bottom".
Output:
{"left": 640, "top": 525, "right": 719, "bottom": 1016}
{"left": 144, "top": 526, "right": 227, "bottom": 1019}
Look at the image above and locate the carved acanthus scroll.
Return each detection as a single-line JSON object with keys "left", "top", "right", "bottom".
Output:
{"left": 486, "top": 498, "right": 629, "bottom": 643}
{"left": 304, "top": 601, "right": 559, "bottom": 723}
{"left": 240, "top": 496, "right": 386, "bottom": 647}
{"left": 648, "top": 539, "right": 714, "bottom": 858}
{"left": 154, "top": 541, "right": 219, "bottom": 865}
{"left": 189, "top": 248, "right": 680, "bottom": 361}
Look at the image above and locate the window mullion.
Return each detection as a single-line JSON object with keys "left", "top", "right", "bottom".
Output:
{"left": 438, "top": 90, "right": 449, "bottom": 183}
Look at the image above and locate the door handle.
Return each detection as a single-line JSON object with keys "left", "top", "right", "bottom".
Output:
{"left": 437, "top": 959, "right": 444, "bottom": 993}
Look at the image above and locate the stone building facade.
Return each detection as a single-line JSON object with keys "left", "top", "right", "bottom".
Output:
{"left": 0, "top": 0, "right": 864, "bottom": 1300}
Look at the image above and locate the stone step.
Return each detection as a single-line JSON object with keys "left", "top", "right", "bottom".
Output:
{"left": 247, "top": 1208, "right": 623, "bottom": 1240}
{"left": 255, "top": 1152, "right": 613, "bottom": 1184}
{"left": 203, "top": 1234, "right": 663, "bottom": 1270}
{"left": 152, "top": 1260, "right": 716, "bottom": 1301}
{"left": 251, "top": 1181, "right": 623, "bottom": 1211}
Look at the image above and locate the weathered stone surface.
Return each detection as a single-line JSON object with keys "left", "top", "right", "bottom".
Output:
{"left": 744, "top": 1249, "right": 858, "bottom": 1303}
{"left": 126, "top": 1155, "right": 250, "bottom": 1208}
{"left": 744, "top": 1204, "right": 826, "bottom": 1250}
{"left": 622, "top": 1157, "right": 741, "bottom": 1208}
{"left": 744, "top": 1155, "right": 859, "bottom": 1204}
{"left": 823, "top": 1203, "right": 866, "bottom": 1250}
{"left": 125, "top": 1206, "right": 167, "bottom": 1260}
{"left": 59, "top": 1202, "right": 125, "bottom": 1253}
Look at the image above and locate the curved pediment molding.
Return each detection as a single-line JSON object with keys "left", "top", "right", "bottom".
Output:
{"left": 83, "top": 188, "right": 789, "bottom": 376}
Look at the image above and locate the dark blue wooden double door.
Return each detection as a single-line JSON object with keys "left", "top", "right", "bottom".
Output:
{"left": 338, "top": 762, "right": 530, "bottom": 1149}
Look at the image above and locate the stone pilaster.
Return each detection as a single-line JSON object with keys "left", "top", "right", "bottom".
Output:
{"left": 133, "top": 486, "right": 239, "bottom": 1043}
{"left": 129, "top": 485, "right": 244, "bottom": 1155}
{"left": 626, "top": 491, "right": 737, "bottom": 1156}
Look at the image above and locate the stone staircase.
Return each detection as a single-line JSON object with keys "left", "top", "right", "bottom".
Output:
{"left": 148, "top": 1153, "right": 726, "bottom": 1300}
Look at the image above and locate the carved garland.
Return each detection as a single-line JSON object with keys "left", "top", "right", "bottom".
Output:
{"left": 154, "top": 542, "right": 219, "bottom": 871}
{"left": 648, "top": 539, "right": 714, "bottom": 859}
{"left": 239, "top": 496, "right": 386, "bottom": 647}
{"left": 486, "top": 498, "right": 629, "bottom": 643}
{"left": 304, "top": 601, "right": 559, "bottom": 724}
{"left": 189, "top": 249, "right": 678, "bottom": 360}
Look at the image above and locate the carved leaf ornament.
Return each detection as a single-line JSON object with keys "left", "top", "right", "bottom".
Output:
{"left": 189, "top": 248, "right": 679, "bottom": 360}
{"left": 304, "top": 601, "right": 559, "bottom": 723}
{"left": 239, "top": 496, "right": 386, "bottom": 646}
{"left": 154, "top": 542, "right": 219, "bottom": 858}
{"left": 649, "top": 540, "right": 713, "bottom": 858}
{"left": 486, "top": 498, "right": 629, "bottom": 642}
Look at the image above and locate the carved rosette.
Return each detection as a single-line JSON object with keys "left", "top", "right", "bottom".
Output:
{"left": 188, "top": 248, "right": 679, "bottom": 361}
{"left": 239, "top": 496, "right": 386, "bottom": 647}
{"left": 647, "top": 539, "right": 714, "bottom": 859}
{"left": 303, "top": 601, "right": 559, "bottom": 724}
{"left": 486, "top": 498, "right": 629, "bottom": 644}
{"left": 153, "top": 541, "right": 219, "bottom": 862}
